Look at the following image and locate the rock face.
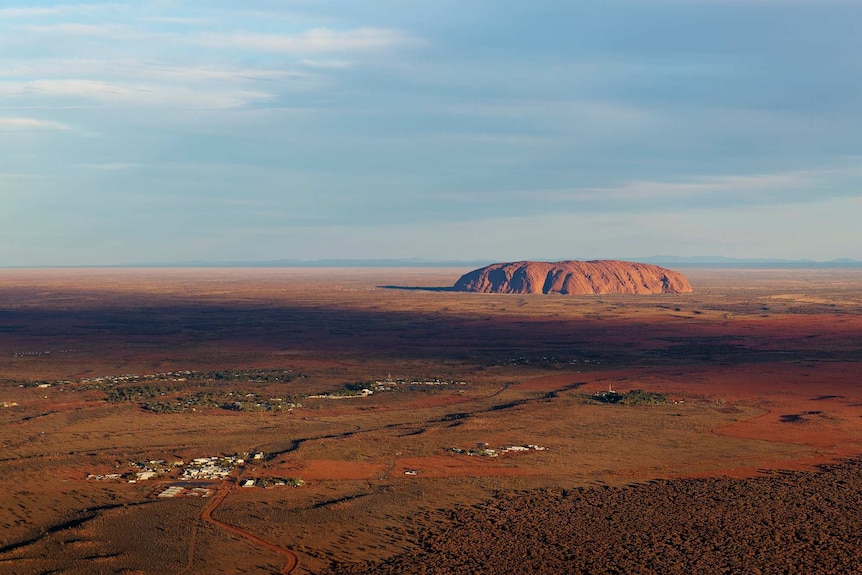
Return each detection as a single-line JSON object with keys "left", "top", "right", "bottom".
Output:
{"left": 453, "top": 260, "right": 693, "bottom": 295}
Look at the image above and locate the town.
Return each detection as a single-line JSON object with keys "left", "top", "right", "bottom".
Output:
{"left": 448, "top": 443, "right": 548, "bottom": 458}
{"left": 86, "top": 451, "right": 303, "bottom": 495}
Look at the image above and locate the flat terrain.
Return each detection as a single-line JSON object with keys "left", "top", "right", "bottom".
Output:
{"left": 2, "top": 267, "right": 862, "bottom": 574}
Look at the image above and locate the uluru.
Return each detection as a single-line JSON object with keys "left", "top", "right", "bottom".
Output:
{"left": 453, "top": 260, "right": 693, "bottom": 295}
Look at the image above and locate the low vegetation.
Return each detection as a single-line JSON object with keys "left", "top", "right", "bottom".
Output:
{"left": 254, "top": 477, "right": 304, "bottom": 488}
{"left": 4, "top": 267, "right": 862, "bottom": 574}
{"left": 325, "top": 459, "right": 862, "bottom": 575}
{"left": 592, "top": 389, "right": 669, "bottom": 405}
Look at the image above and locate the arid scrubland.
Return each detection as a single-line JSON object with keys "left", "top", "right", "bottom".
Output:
{"left": 2, "top": 267, "right": 862, "bottom": 574}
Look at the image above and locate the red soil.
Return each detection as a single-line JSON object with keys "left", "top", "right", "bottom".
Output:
{"left": 201, "top": 476, "right": 298, "bottom": 574}
{"left": 393, "top": 455, "right": 542, "bottom": 479}
{"left": 516, "top": 360, "right": 862, "bottom": 479}
{"left": 272, "top": 460, "right": 386, "bottom": 481}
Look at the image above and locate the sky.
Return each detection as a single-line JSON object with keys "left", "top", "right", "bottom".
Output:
{"left": 2, "top": 0, "right": 862, "bottom": 266}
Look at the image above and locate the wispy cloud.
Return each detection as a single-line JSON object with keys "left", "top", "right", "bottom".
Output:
{"left": 554, "top": 171, "right": 814, "bottom": 202}
{"left": 446, "top": 99, "right": 656, "bottom": 130}
{"left": 80, "top": 162, "right": 142, "bottom": 170}
{"left": 0, "top": 59, "right": 306, "bottom": 110}
{"left": 0, "top": 116, "right": 69, "bottom": 130}
{"left": 428, "top": 132, "right": 551, "bottom": 146}
{"left": 144, "top": 16, "right": 210, "bottom": 26}
{"left": 196, "top": 27, "right": 419, "bottom": 54}
{"left": 0, "top": 4, "right": 105, "bottom": 19}
{"left": 1, "top": 58, "right": 299, "bottom": 83}
{"left": 439, "top": 165, "right": 862, "bottom": 212}
{"left": 0, "top": 78, "right": 275, "bottom": 109}
{"left": 17, "top": 22, "right": 137, "bottom": 39}
{"left": 301, "top": 59, "right": 353, "bottom": 70}
{"left": 2, "top": 1, "right": 858, "bottom": 265}
{"left": 139, "top": 64, "right": 304, "bottom": 83}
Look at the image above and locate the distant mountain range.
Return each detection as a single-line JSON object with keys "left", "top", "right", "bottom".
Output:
{"left": 6, "top": 257, "right": 861, "bottom": 269}
{"left": 140, "top": 256, "right": 862, "bottom": 269}
{"left": 139, "top": 258, "right": 494, "bottom": 268}
{"left": 638, "top": 256, "right": 862, "bottom": 268}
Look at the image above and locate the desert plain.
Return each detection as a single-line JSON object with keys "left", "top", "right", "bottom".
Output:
{"left": 2, "top": 266, "right": 862, "bottom": 574}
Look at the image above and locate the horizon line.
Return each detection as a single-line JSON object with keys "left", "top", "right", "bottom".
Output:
{"left": 1, "top": 256, "right": 861, "bottom": 270}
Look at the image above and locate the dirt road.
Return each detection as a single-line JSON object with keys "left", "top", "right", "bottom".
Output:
{"left": 200, "top": 477, "right": 299, "bottom": 574}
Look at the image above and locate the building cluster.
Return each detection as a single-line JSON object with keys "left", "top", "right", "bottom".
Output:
{"left": 372, "top": 377, "right": 467, "bottom": 390}
{"left": 86, "top": 450, "right": 303, "bottom": 496}
{"left": 131, "top": 459, "right": 179, "bottom": 482}
{"left": 306, "top": 389, "right": 373, "bottom": 399}
{"left": 157, "top": 485, "right": 213, "bottom": 498}
{"left": 86, "top": 453, "right": 263, "bottom": 483}
{"left": 448, "top": 443, "right": 548, "bottom": 458}
{"left": 12, "top": 348, "right": 76, "bottom": 358}
{"left": 80, "top": 371, "right": 192, "bottom": 384}
{"left": 87, "top": 473, "right": 123, "bottom": 481}
{"left": 501, "top": 444, "right": 547, "bottom": 453}
{"left": 180, "top": 455, "right": 250, "bottom": 480}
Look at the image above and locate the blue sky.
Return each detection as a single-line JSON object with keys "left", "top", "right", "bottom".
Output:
{"left": 2, "top": 0, "right": 861, "bottom": 265}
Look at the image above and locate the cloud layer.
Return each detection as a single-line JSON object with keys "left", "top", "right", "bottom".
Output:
{"left": 1, "top": 0, "right": 861, "bottom": 265}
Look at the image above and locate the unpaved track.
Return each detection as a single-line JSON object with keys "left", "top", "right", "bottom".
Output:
{"left": 199, "top": 477, "right": 299, "bottom": 574}
{"left": 177, "top": 522, "right": 197, "bottom": 575}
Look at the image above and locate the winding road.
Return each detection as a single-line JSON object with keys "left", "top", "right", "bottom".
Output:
{"left": 196, "top": 473, "right": 299, "bottom": 574}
